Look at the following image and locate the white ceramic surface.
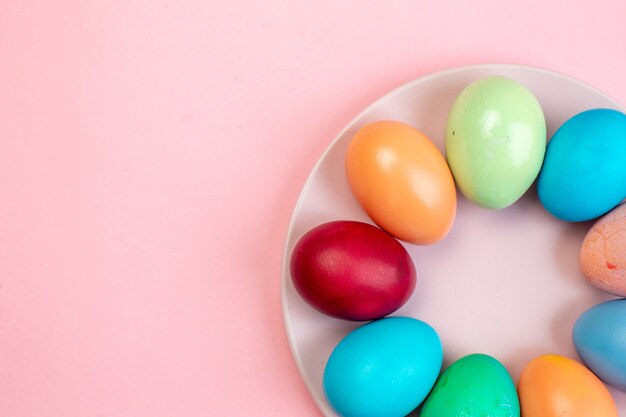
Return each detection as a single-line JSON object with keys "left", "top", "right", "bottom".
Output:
{"left": 281, "top": 64, "right": 626, "bottom": 416}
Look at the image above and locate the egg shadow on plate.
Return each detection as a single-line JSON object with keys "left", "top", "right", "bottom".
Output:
{"left": 404, "top": 350, "right": 456, "bottom": 417}
{"left": 550, "top": 292, "right": 613, "bottom": 361}
{"left": 551, "top": 218, "right": 595, "bottom": 283}
{"left": 501, "top": 345, "right": 553, "bottom": 383}
{"left": 299, "top": 127, "right": 371, "bottom": 224}
{"left": 406, "top": 405, "right": 422, "bottom": 416}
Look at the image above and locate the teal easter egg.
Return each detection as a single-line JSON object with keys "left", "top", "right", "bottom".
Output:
{"left": 446, "top": 76, "right": 547, "bottom": 209}
{"left": 420, "top": 354, "right": 520, "bottom": 417}
{"left": 323, "top": 317, "right": 442, "bottom": 417}
{"left": 538, "top": 108, "right": 626, "bottom": 222}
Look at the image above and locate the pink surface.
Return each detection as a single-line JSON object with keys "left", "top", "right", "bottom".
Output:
{"left": 0, "top": 1, "right": 624, "bottom": 416}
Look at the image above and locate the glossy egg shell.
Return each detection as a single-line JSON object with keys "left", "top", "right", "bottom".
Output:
{"left": 518, "top": 354, "right": 618, "bottom": 417}
{"left": 445, "top": 76, "right": 546, "bottom": 209}
{"left": 323, "top": 317, "right": 442, "bottom": 417}
{"left": 538, "top": 108, "right": 626, "bottom": 222}
{"left": 345, "top": 120, "right": 456, "bottom": 245}
{"left": 573, "top": 299, "right": 626, "bottom": 391}
{"left": 579, "top": 204, "right": 626, "bottom": 296}
{"left": 290, "top": 221, "right": 416, "bottom": 321}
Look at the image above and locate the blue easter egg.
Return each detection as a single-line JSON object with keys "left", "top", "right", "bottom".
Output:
{"left": 537, "top": 108, "right": 626, "bottom": 222}
{"left": 323, "top": 316, "right": 442, "bottom": 417}
{"left": 573, "top": 299, "right": 626, "bottom": 391}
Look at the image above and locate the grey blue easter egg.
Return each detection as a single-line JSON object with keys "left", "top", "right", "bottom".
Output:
{"left": 420, "top": 353, "right": 519, "bottom": 417}
{"left": 323, "top": 316, "right": 442, "bottom": 417}
{"left": 446, "top": 76, "right": 546, "bottom": 209}
{"left": 573, "top": 299, "right": 626, "bottom": 391}
{"left": 538, "top": 108, "right": 626, "bottom": 222}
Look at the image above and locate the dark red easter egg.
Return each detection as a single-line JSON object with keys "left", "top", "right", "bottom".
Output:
{"left": 290, "top": 220, "right": 416, "bottom": 321}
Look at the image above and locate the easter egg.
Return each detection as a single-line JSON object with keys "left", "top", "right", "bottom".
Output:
{"left": 420, "top": 353, "right": 519, "bottom": 417}
{"left": 324, "top": 317, "right": 442, "bottom": 417}
{"left": 573, "top": 299, "right": 626, "bottom": 391}
{"left": 579, "top": 204, "right": 626, "bottom": 296}
{"left": 290, "top": 221, "right": 416, "bottom": 321}
{"left": 518, "top": 354, "right": 618, "bottom": 417}
{"left": 345, "top": 120, "right": 456, "bottom": 245}
{"left": 445, "top": 76, "right": 546, "bottom": 209}
{"left": 538, "top": 108, "right": 626, "bottom": 222}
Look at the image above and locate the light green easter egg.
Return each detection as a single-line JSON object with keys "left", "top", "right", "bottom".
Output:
{"left": 445, "top": 76, "right": 546, "bottom": 209}
{"left": 420, "top": 354, "right": 520, "bottom": 417}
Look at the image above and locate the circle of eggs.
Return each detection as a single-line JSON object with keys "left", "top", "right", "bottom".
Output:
{"left": 289, "top": 73, "right": 626, "bottom": 417}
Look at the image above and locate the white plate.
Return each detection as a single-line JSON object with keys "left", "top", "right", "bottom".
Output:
{"left": 281, "top": 64, "right": 626, "bottom": 416}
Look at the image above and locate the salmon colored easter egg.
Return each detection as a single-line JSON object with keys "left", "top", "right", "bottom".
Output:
{"left": 518, "top": 354, "right": 618, "bottom": 417}
{"left": 580, "top": 204, "right": 626, "bottom": 296}
{"left": 345, "top": 120, "right": 457, "bottom": 245}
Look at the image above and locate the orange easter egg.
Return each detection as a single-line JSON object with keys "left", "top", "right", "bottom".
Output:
{"left": 518, "top": 354, "right": 618, "bottom": 417}
{"left": 345, "top": 121, "right": 457, "bottom": 245}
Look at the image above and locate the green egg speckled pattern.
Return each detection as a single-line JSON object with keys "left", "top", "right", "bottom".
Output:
{"left": 420, "top": 354, "right": 520, "bottom": 417}
{"left": 445, "top": 76, "right": 546, "bottom": 209}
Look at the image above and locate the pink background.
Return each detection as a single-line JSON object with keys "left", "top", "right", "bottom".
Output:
{"left": 0, "top": 1, "right": 624, "bottom": 416}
